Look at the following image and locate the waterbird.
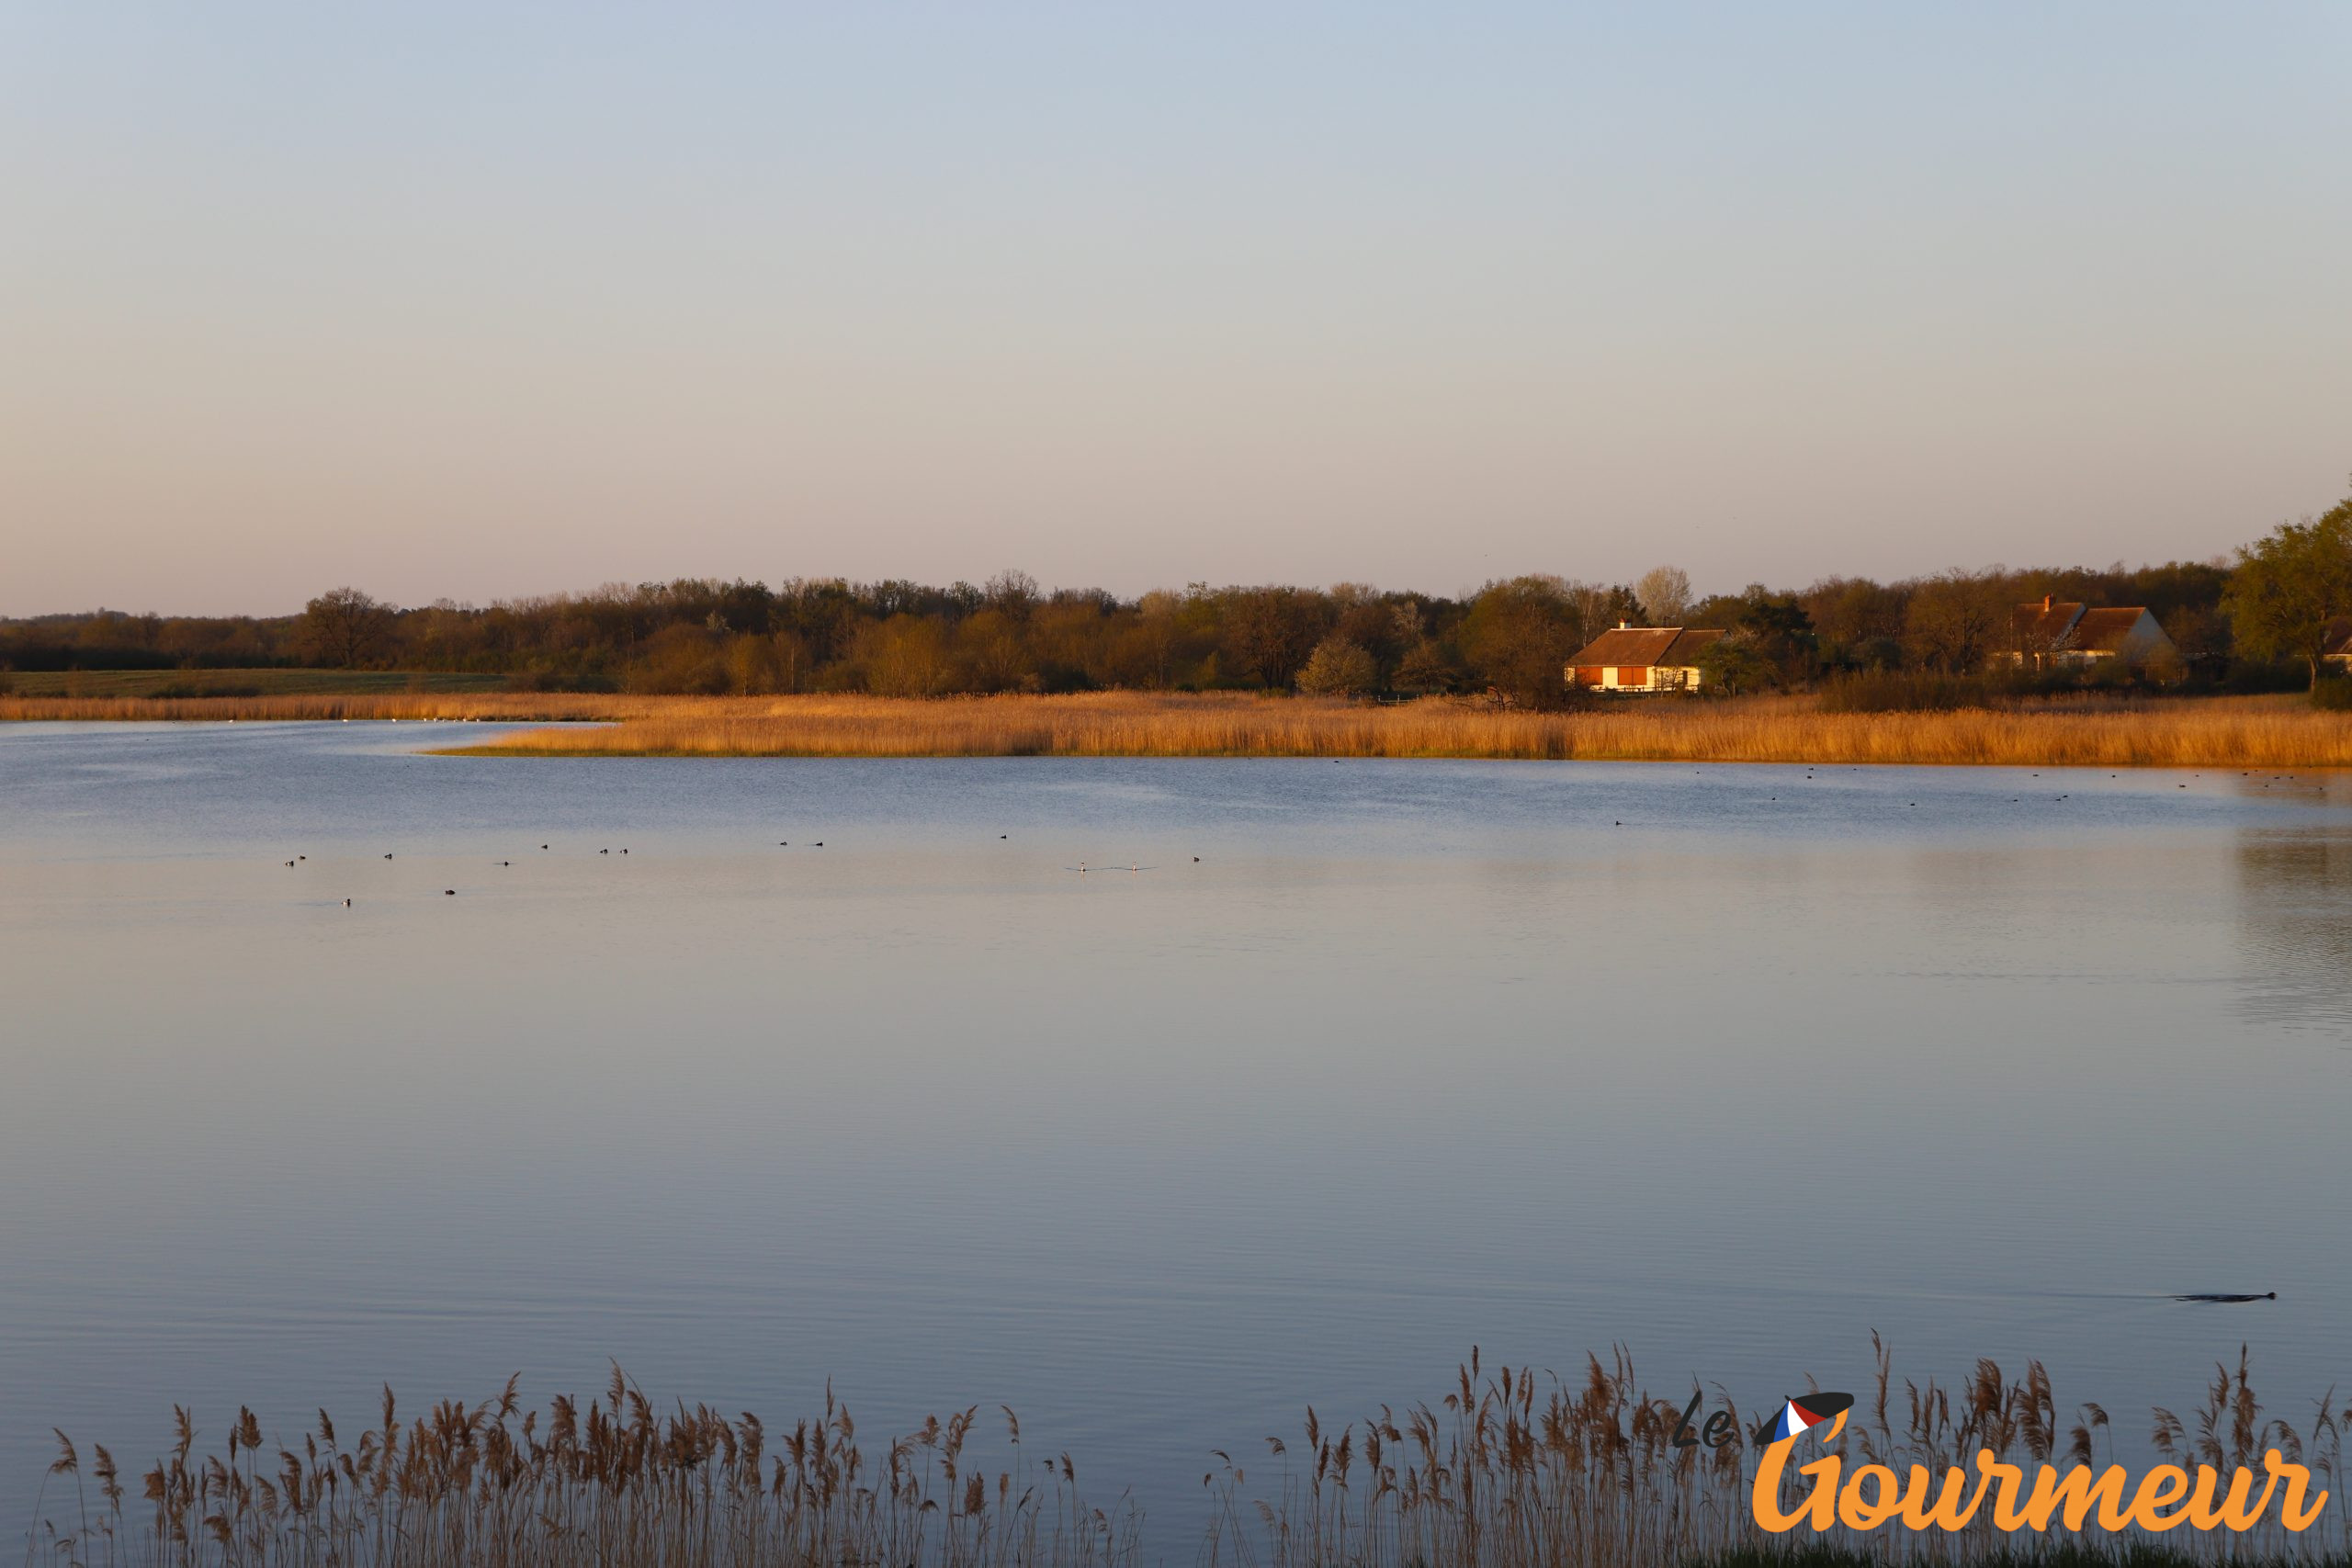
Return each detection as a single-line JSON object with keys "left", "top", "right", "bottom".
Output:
{"left": 285, "top": 860, "right": 296, "bottom": 867}
{"left": 1193, "top": 856, "right": 1200, "bottom": 862}
{"left": 541, "top": 844, "right": 548, "bottom": 850}
{"left": 497, "top": 861, "right": 510, "bottom": 866}
{"left": 444, "top": 889, "right": 456, "bottom": 896}
{"left": 383, "top": 853, "right": 393, "bottom": 859}
{"left": 298, "top": 854, "right": 306, "bottom": 861}
{"left": 343, "top": 898, "right": 351, "bottom": 908}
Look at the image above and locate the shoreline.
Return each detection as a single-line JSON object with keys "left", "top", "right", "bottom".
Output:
{"left": 6, "top": 692, "right": 2350, "bottom": 769}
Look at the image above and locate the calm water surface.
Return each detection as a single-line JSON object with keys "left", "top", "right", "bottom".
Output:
{"left": 4, "top": 723, "right": 2349, "bottom": 1544}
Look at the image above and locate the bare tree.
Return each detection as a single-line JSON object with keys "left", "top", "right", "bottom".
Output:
{"left": 1225, "top": 587, "right": 1326, "bottom": 687}
{"left": 1904, "top": 570, "right": 2009, "bottom": 671}
{"left": 300, "top": 587, "right": 395, "bottom": 668}
{"left": 1634, "top": 565, "right": 1692, "bottom": 625}
{"left": 983, "top": 570, "right": 1040, "bottom": 623}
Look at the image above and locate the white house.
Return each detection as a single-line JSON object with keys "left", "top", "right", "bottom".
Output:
{"left": 2007, "top": 597, "right": 2177, "bottom": 669}
{"left": 1566, "top": 625, "right": 1725, "bottom": 693}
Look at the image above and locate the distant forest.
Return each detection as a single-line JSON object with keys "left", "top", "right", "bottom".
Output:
{"left": 7, "top": 494, "right": 2350, "bottom": 705}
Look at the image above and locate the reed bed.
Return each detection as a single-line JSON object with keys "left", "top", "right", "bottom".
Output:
{"left": 28, "top": 1344, "right": 2350, "bottom": 1568}
{"left": 1204, "top": 1341, "right": 2349, "bottom": 1568}
{"left": 441, "top": 693, "right": 2352, "bottom": 769}
{"left": 7, "top": 689, "right": 2350, "bottom": 767}
{"left": 30, "top": 1369, "right": 1136, "bottom": 1568}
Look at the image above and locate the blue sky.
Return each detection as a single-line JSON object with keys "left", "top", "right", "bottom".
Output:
{"left": 4, "top": 2, "right": 2347, "bottom": 614}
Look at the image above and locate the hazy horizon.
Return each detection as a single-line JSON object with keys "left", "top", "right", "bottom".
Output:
{"left": 6, "top": 3, "right": 2349, "bottom": 618}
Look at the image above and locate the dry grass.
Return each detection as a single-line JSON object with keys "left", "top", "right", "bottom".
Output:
{"left": 446, "top": 692, "right": 2352, "bottom": 769}
{"left": 7, "top": 689, "right": 2351, "bottom": 768}
{"left": 29, "top": 1344, "right": 2349, "bottom": 1568}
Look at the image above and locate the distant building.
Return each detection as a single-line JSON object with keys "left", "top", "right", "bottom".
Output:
{"left": 2324, "top": 619, "right": 2352, "bottom": 672}
{"left": 1566, "top": 625, "right": 1725, "bottom": 693}
{"left": 2007, "top": 597, "right": 2177, "bottom": 670}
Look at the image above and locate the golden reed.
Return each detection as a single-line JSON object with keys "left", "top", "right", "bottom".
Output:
{"left": 31, "top": 1342, "right": 2352, "bottom": 1568}
{"left": 6, "top": 690, "right": 2350, "bottom": 766}
{"left": 444, "top": 693, "right": 2352, "bottom": 768}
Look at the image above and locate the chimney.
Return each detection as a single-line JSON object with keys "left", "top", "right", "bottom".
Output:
{"left": 1618, "top": 620, "right": 1629, "bottom": 630}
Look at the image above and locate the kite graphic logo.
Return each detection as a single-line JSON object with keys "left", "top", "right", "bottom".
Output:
{"left": 1763, "top": 1391, "right": 1853, "bottom": 1446}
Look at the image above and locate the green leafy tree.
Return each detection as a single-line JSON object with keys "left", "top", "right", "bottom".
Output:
{"left": 1733, "top": 589, "right": 1819, "bottom": 685}
{"left": 2223, "top": 496, "right": 2352, "bottom": 689}
{"left": 1694, "top": 637, "right": 1772, "bottom": 695}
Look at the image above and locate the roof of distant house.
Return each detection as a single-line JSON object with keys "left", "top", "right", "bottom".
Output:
{"left": 1569, "top": 626, "right": 1725, "bottom": 666}
{"left": 2323, "top": 618, "right": 2352, "bottom": 658}
{"left": 2011, "top": 599, "right": 2085, "bottom": 648}
{"left": 2068, "top": 606, "right": 2157, "bottom": 653}
{"left": 2011, "top": 597, "right": 2165, "bottom": 653}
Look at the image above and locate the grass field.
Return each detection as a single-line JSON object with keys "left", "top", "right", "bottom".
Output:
{"left": 6, "top": 688, "right": 2351, "bottom": 767}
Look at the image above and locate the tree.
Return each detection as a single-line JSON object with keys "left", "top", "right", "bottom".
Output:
{"left": 855, "top": 615, "right": 952, "bottom": 696}
{"left": 1224, "top": 587, "right": 1326, "bottom": 688}
{"left": 1392, "top": 640, "right": 1455, "bottom": 694}
{"left": 1634, "top": 565, "right": 1693, "bottom": 626}
{"left": 1904, "top": 570, "right": 2008, "bottom": 671}
{"left": 983, "top": 570, "right": 1040, "bottom": 623}
{"left": 299, "top": 587, "right": 394, "bottom": 668}
{"left": 1694, "top": 637, "right": 1772, "bottom": 695}
{"left": 1732, "top": 588, "right": 1818, "bottom": 685}
{"left": 1457, "top": 576, "right": 1577, "bottom": 708}
{"left": 1295, "top": 636, "right": 1378, "bottom": 696}
{"left": 2223, "top": 497, "right": 2352, "bottom": 689}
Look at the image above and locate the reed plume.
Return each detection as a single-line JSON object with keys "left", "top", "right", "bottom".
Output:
{"left": 27, "top": 1346, "right": 2352, "bottom": 1568}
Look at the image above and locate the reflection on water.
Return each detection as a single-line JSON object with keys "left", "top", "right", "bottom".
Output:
{"left": 2, "top": 724, "right": 2349, "bottom": 1546}
{"left": 2236, "top": 826, "right": 2352, "bottom": 1037}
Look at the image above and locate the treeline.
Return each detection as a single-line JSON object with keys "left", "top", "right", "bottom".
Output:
{"left": 6, "top": 492, "right": 2348, "bottom": 705}
{"left": 0, "top": 563, "right": 2265, "bottom": 705}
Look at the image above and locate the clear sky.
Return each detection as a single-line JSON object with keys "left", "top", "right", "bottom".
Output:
{"left": 4, "top": 2, "right": 2347, "bottom": 616}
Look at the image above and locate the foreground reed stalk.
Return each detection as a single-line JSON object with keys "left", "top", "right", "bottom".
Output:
{"left": 32, "top": 1369, "right": 1134, "bottom": 1568}
{"left": 28, "top": 1343, "right": 2352, "bottom": 1568}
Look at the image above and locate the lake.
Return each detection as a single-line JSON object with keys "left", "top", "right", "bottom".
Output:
{"left": 4, "top": 722, "right": 2348, "bottom": 1547}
